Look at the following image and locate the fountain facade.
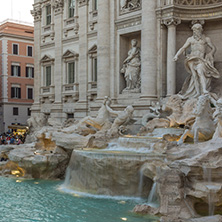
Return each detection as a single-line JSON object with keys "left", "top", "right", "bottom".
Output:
{"left": 2, "top": 1, "right": 222, "bottom": 221}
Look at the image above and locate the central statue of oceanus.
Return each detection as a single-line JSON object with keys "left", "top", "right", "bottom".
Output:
{"left": 173, "top": 23, "right": 220, "bottom": 99}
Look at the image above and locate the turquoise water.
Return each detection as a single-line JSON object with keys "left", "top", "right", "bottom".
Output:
{"left": 0, "top": 177, "right": 158, "bottom": 222}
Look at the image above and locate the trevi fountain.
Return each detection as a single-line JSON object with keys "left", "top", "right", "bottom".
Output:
{"left": 2, "top": 23, "right": 222, "bottom": 222}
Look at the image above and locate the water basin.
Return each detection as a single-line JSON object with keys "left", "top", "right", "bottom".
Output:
{"left": 0, "top": 176, "right": 158, "bottom": 222}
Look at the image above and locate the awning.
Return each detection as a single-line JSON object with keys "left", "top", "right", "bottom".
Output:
{"left": 8, "top": 125, "right": 29, "bottom": 130}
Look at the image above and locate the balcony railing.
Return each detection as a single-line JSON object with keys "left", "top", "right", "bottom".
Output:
{"left": 63, "top": 83, "right": 79, "bottom": 92}
{"left": 62, "top": 83, "right": 79, "bottom": 102}
{"left": 158, "top": 0, "right": 222, "bottom": 6}
{"left": 41, "top": 85, "right": 55, "bottom": 94}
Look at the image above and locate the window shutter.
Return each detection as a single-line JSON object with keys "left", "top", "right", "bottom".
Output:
{"left": 11, "top": 87, "right": 14, "bottom": 98}
{"left": 26, "top": 67, "right": 28, "bottom": 77}
{"left": 11, "top": 65, "right": 14, "bottom": 76}
{"left": 18, "top": 88, "right": 21, "bottom": 99}
{"left": 18, "top": 66, "right": 21, "bottom": 77}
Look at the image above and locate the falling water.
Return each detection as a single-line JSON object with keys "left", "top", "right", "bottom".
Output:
{"left": 203, "top": 166, "right": 216, "bottom": 216}
{"left": 147, "top": 182, "right": 158, "bottom": 207}
{"left": 63, "top": 166, "right": 71, "bottom": 187}
{"left": 138, "top": 169, "right": 144, "bottom": 197}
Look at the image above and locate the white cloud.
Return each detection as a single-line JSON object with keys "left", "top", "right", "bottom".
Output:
{"left": 0, "top": 0, "right": 34, "bottom": 24}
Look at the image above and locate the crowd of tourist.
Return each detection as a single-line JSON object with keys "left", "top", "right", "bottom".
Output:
{"left": 0, "top": 132, "right": 27, "bottom": 145}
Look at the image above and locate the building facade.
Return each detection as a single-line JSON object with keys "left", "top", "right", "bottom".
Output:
{"left": 31, "top": 0, "right": 222, "bottom": 123}
{"left": 0, "top": 21, "right": 34, "bottom": 133}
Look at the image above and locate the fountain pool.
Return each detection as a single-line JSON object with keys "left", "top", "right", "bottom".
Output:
{"left": 0, "top": 176, "right": 158, "bottom": 222}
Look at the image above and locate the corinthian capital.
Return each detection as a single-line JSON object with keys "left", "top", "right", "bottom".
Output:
{"left": 162, "top": 18, "right": 181, "bottom": 26}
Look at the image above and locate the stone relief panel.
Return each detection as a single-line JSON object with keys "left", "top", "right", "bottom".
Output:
{"left": 120, "top": 0, "right": 141, "bottom": 14}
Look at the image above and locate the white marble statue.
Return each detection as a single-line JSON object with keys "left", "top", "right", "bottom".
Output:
{"left": 121, "top": 39, "right": 141, "bottom": 92}
{"left": 105, "top": 104, "right": 134, "bottom": 136}
{"left": 62, "top": 96, "right": 112, "bottom": 133}
{"left": 27, "top": 113, "right": 48, "bottom": 132}
{"left": 212, "top": 98, "right": 222, "bottom": 139}
{"left": 173, "top": 23, "right": 220, "bottom": 99}
{"left": 177, "top": 95, "right": 215, "bottom": 144}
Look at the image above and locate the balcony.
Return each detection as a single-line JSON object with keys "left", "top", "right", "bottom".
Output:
{"left": 40, "top": 85, "right": 55, "bottom": 103}
{"left": 62, "top": 83, "right": 79, "bottom": 102}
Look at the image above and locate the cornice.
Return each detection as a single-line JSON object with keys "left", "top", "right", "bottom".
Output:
{"left": 115, "top": 14, "right": 142, "bottom": 30}
{"left": 157, "top": 3, "right": 222, "bottom": 21}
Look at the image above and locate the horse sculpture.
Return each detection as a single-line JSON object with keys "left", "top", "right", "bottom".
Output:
{"left": 177, "top": 95, "right": 215, "bottom": 144}
{"left": 145, "top": 95, "right": 196, "bottom": 132}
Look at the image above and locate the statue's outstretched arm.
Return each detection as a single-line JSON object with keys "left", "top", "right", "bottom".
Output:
{"left": 173, "top": 38, "right": 191, "bottom": 61}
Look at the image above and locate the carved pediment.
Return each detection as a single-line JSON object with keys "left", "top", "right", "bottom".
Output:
{"left": 88, "top": 44, "right": 97, "bottom": 54}
{"left": 62, "top": 50, "right": 79, "bottom": 59}
{"left": 40, "top": 55, "right": 54, "bottom": 63}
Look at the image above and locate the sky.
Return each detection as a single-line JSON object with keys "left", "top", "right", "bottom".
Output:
{"left": 0, "top": 0, "right": 34, "bottom": 24}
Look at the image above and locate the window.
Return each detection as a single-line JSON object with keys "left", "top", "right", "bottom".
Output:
{"left": 92, "top": 57, "right": 97, "bottom": 82}
{"left": 13, "top": 107, "right": 19, "bottom": 116}
{"left": 68, "top": 62, "right": 75, "bottom": 84}
{"left": 11, "top": 87, "right": 21, "bottom": 99}
{"left": 45, "top": 66, "right": 51, "bottom": 86}
{"left": 67, "top": 113, "right": 74, "bottom": 119}
{"left": 11, "top": 65, "right": 21, "bottom": 77}
{"left": 68, "top": 0, "right": 75, "bottom": 18}
{"left": 93, "top": 0, "right": 97, "bottom": 10}
{"left": 27, "top": 88, "right": 33, "bottom": 100}
{"left": 27, "top": 108, "right": 31, "bottom": 116}
{"left": 26, "top": 67, "right": 34, "bottom": 78}
{"left": 12, "top": 44, "right": 18, "bottom": 55}
{"left": 27, "top": 46, "right": 33, "bottom": 57}
{"left": 46, "top": 5, "right": 51, "bottom": 25}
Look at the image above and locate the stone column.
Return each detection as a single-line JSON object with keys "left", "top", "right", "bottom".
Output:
{"left": 97, "top": 0, "right": 110, "bottom": 100}
{"left": 78, "top": 0, "right": 88, "bottom": 103}
{"left": 31, "top": 3, "right": 42, "bottom": 114}
{"left": 140, "top": 0, "right": 157, "bottom": 100}
{"left": 163, "top": 18, "right": 181, "bottom": 96}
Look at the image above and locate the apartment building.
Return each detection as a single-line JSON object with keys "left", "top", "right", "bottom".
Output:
{"left": 0, "top": 20, "right": 34, "bottom": 133}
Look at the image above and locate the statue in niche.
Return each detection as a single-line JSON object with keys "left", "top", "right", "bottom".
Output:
{"left": 121, "top": 39, "right": 141, "bottom": 93}
{"left": 120, "top": 0, "right": 141, "bottom": 11}
{"left": 173, "top": 23, "right": 220, "bottom": 99}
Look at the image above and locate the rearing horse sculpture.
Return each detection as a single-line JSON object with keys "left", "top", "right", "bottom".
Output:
{"left": 177, "top": 94, "right": 215, "bottom": 144}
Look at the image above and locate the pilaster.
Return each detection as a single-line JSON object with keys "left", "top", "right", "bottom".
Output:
{"left": 78, "top": 0, "right": 89, "bottom": 106}
{"left": 53, "top": 1, "right": 64, "bottom": 104}
{"left": 96, "top": 0, "right": 111, "bottom": 100}
{"left": 31, "top": 3, "right": 42, "bottom": 113}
